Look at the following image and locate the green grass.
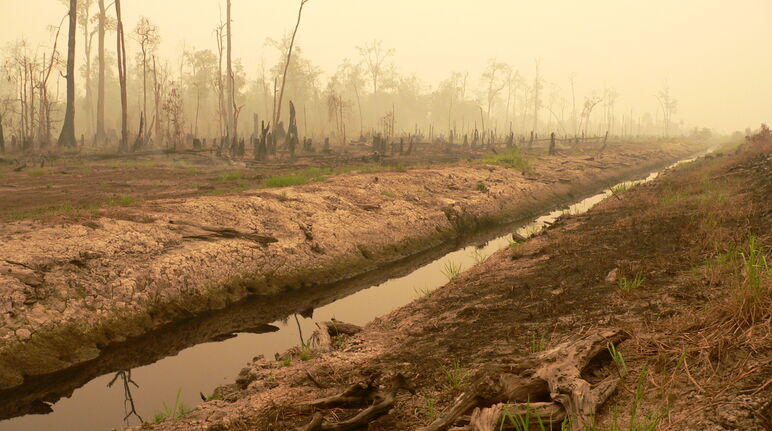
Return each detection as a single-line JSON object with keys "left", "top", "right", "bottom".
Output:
{"left": 217, "top": 171, "right": 244, "bottom": 182}
{"left": 299, "top": 344, "right": 312, "bottom": 361}
{"left": 413, "top": 286, "right": 434, "bottom": 300}
{"left": 381, "top": 190, "right": 397, "bottom": 198}
{"left": 441, "top": 360, "right": 468, "bottom": 391}
{"left": 481, "top": 147, "right": 531, "bottom": 173}
{"left": 608, "top": 342, "right": 628, "bottom": 377}
{"left": 152, "top": 389, "right": 192, "bottom": 424}
{"left": 263, "top": 174, "right": 312, "bottom": 188}
{"left": 476, "top": 182, "right": 488, "bottom": 192}
{"left": 500, "top": 401, "right": 551, "bottom": 431}
{"left": 441, "top": 261, "right": 463, "bottom": 281}
{"left": 618, "top": 271, "right": 645, "bottom": 292}
{"left": 725, "top": 235, "right": 770, "bottom": 327}
{"left": 470, "top": 248, "right": 488, "bottom": 265}
{"left": 611, "top": 183, "right": 631, "bottom": 195}
{"left": 509, "top": 238, "right": 524, "bottom": 254}
{"left": 27, "top": 167, "right": 51, "bottom": 176}
{"left": 529, "top": 332, "right": 547, "bottom": 353}
{"left": 419, "top": 397, "right": 438, "bottom": 420}
{"left": 5, "top": 203, "right": 78, "bottom": 221}
{"left": 278, "top": 356, "right": 292, "bottom": 368}
{"left": 108, "top": 195, "right": 136, "bottom": 207}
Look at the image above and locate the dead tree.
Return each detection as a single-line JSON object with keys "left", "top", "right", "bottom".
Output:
{"left": 56, "top": 0, "right": 77, "bottom": 147}
{"left": 226, "top": 0, "right": 235, "bottom": 139}
{"left": 95, "top": 0, "right": 107, "bottom": 143}
{"left": 548, "top": 131, "right": 556, "bottom": 155}
{"left": 0, "top": 114, "right": 4, "bottom": 153}
{"left": 274, "top": 0, "right": 310, "bottom": 131}
{"left": 288, "top": 101, "right": 299, "bottom": 158}
{"left": 115, "top": 0, "right": 128, "bottom": 152}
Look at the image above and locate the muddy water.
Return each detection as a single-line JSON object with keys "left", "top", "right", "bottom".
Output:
{"left": 0, "top": 160, "right": 694, "bottom": 431}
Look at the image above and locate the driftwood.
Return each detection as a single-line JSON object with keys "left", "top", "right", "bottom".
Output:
{"left": 300, "top": 374, "right": 413, "bottom": 431}
{"left": 419, "top": 329, "right": 628, "bottom": 431}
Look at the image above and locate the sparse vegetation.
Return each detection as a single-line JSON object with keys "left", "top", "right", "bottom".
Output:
{"left": 608, "top": 342, "right": 628, "bottom": 377}
{"left": 152, "top": 389, "right": 192, "bottom": 424}
{"left": 618, "top": 271, "right": 645, "bottom": 292}
{"left": 441, "top": 261, "right": 463, "bottom": 281}
{"left": 470, "top": 248, "right": 488, "bottom": 265}
{"left": 413, "top": 286, "right": 434, "bottom": 300}
{"left": 441, "top": 360, "right": 468, "bottom": 391}
{"left": 481, "top": 147, "right": 530, "bottom": 173}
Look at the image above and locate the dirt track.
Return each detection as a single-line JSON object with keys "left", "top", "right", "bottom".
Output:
{"left": 0, "top": 142, "right": 702, "bottom": 392}
{"left": 128, "top": 143, "right": 770, "bottom": 431}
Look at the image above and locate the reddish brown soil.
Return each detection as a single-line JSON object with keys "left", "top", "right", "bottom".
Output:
{"left": 134, "top": 143, "right": 770, "bottom": 431}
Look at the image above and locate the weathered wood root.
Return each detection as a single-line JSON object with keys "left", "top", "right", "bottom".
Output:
{"left": 309, "top": 320, "right": 362, "bottom": 353}
{"left": 419, "top": 329, "right": 628, "bottom": 431}
{"left": 300, "top": 374, "right": 413, "bottom": 431}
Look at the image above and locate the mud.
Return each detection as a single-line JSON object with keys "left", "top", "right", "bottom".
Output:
{"left": 0, "top": 141, "right": 703, "bottom": 393}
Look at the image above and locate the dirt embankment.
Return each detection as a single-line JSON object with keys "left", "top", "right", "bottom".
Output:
{"left": 0, "top": 142, "right": 701, "bottom": 390}
{"left": 133, "top": 143, "right": 769, "bottom": 431}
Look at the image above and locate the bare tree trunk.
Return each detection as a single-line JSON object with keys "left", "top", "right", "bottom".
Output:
{"left": 226, "top": 0, "right": 235, "bottom": 139}
{"left": 57, "top": 0, "right": 77, "bottom": 148}
{"left": 152, "top": 55, "right": 161, "bottom": 146}
{"left": 0, "top": 114, "right": 5, "bottom": 153}
{"left": 96, "top": 0, "right": 106, "bottom": 143}
{"left": 115, "top": 0, "right": 128, "bottom": 152}
{"left": 142, "top": 45, "right": 147, "bottom": 146}
{"left": 83, "top": 4, "right": 94, "bottom": 139}
{"left": 215, "top": 22, "right": 226, "bottom": 139}
{"left": 274, "top": 0, "right": 308, "bottom": 131}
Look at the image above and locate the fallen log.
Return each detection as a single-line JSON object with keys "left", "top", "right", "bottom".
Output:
{"left": 418, "top": 329, "right": 627, "bottom": 431}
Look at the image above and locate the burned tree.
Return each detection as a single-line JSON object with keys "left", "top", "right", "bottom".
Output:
{"left": 95, "top": 0, "right": 107, "bottom": 143}
{"left": 115, "top": 0, "right": 128, "bottom": 152}
{"left": 287, "top": 101, "right": 299, "bottom": 157}
{"left": 56, "top": 0, "right": 77, "bottom": 148}
{"left": 133, "top": 17, "right": 160, "bottom": 148}
{"left": 274, "top": 0, "right": 311, "bottom": 132}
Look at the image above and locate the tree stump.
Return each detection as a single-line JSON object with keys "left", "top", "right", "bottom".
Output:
{"left": 419, "top": 329, "right": 627, "bottom": 431}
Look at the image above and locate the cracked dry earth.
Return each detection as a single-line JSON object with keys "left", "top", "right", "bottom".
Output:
{"left": 0, "top": 143, "right": 700, "bottom": 394}
{"left": 131, "top": 143, "right": 770, "bottom": 431}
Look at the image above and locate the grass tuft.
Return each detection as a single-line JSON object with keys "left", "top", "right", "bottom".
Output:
{"left": 441, "top": 261, "right": 463, "bottom": 281}
{"left": 618, "top": 271, "right": 645, "bottom": 292}
{"left": 153, "top": 388, "right": 192, "bottom": 424}
{"left": 441, "top": 360, "right": 468, "bottom": 391}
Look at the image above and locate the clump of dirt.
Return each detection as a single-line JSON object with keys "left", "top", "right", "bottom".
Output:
{"left": 130, "top": 142, "right": 769, "bottom": 431}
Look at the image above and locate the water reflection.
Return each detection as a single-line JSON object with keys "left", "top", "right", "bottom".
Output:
{"left": 107, "top": 371, "right": 143, "bottom": 426}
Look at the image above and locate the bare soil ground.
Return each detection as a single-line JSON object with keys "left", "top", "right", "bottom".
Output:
{"left": 0, "top": 145, "right": 467, "bottom": 222}
{"left": 135, "top": 142, "right": 770, "bottom": 431}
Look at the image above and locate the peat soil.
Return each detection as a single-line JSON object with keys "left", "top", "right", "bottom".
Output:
{"left": 135, "top": 142, "right": 770, "bottom": 431}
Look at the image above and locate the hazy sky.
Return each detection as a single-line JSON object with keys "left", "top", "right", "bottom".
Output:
{"left": 1, "top": 0, "right": 770, "bottom": 132}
